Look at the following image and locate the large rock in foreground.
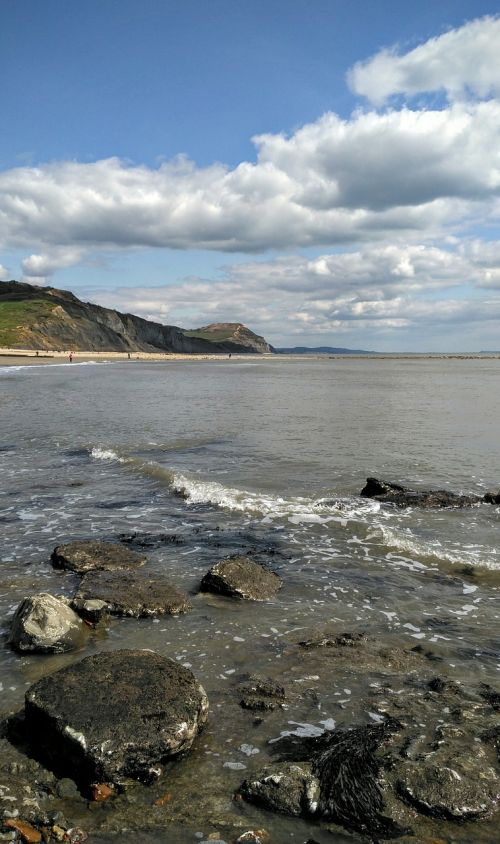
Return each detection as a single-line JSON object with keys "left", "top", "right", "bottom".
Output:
{"left": 51, "top": 540, "right": 146, "bottom": 573}
{"left": 25, "top": 650, "right": 209, "bottom": 785}
{"left": 9, "top": 593, "right": 87, "bottom": 653}
{"left": 360, "top": 477, "right": 481, "bottom": 508}
{"left": 201, "top": 555, "right": 282, "bottom": 601}
{"left": 72, "top": 570, "right": 192, "bottom": 617}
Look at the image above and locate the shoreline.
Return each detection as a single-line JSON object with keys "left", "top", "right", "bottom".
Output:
{"left": 1, "top": 347, "right": 500, "bottom": 367}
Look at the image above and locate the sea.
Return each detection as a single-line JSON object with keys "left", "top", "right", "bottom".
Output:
{"left": 1, "top": 356, "right": 499, "bottom": 843}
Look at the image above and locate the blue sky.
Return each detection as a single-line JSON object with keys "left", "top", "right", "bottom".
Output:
{"left": 1, "top": 0, "right": 500, "bottom": 350}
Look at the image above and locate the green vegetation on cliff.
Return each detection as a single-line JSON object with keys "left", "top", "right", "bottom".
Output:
{"left": 0, "top": 298, "right": 56, "bottom": 347}
{"left": 184, "top": 327, "right": 236, "bottom": 342}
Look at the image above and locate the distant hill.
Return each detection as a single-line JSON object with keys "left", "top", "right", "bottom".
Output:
{"left": 276, "top": 345, "right": 376, "bottom": 355}
{"left": 0, "top": 280, "right": 273, "bottom": 355}
{"left": 184, "top": 322, "right": 273, "bottom": 354}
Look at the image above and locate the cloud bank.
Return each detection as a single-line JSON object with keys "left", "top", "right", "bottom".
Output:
{"left": 88, "top": 242, "right": 500, "bottom": 347}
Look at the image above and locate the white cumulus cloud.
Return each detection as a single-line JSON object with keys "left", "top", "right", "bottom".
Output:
{"left": 348, "top": 15, "right": 500, "bottom": 105}
{"left": 21, "top": 247, "right": 85, "bottom": 279}
{"left": 1, "top": 99, "right": 500, "bottom": 267}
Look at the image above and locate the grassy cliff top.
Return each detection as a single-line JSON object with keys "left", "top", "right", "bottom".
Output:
{"left": 0, "top": 298, "right": 56, "bottom": 347}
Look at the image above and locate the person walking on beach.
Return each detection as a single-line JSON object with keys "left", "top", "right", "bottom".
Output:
{"left": 69, "top": 352, "right": 73, "bottom": 362}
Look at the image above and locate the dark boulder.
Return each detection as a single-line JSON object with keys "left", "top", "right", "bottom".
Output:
{"left": 9, "top": 593, "right": 87, "bottom": 653}
{"left": 51, "top": 540, "right": 146, "bottom": 573}
{"left": 71, "top": 570, "right": 191, "bottom": 618}
{"left": 24, "top": 649, "right": 209, "bottom": 785}
{"left": 200, "top": 555, "right": 282, "bottom": 601}
{"left": 484, "top": 489, "right": 500, "bottom": 504}
{"left": 360, "top": 477, "right": 481, "bottom": 508}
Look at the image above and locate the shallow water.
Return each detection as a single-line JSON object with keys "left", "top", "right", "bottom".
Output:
{"left": 1, "top": 357, "right": 499, "bottom": 842}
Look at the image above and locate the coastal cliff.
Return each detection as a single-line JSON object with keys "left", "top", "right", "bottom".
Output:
{"left": 0, "top": 280, "right": 273, "bottom": 354}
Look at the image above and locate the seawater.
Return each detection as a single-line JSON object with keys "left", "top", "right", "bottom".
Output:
{"left": 1, "top": 357, "right": 499, "bottom": 842}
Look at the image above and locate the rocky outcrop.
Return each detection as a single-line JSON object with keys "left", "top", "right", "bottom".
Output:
{"left": 24, "top": 650, "right": 209, "bottom": 785}
{"left": 51, "top": 540, "right": 146, "bottom": 573}
{"left": 360, "top": 477, "right": 482, "bottom": 508}
{"left": 200, "top": 555, "right": 282, "bottom": 601}
{"left": 0, "top": 280, "right": 273, "bottom": 354}
{"left": 9, "top": 593, "right": 87, "bottom": 653}
{"left": 71, "top": 570, "right": 192, "bottom": 617}
{"left": 397, "top": 753, "right": 498, "bottom": 820}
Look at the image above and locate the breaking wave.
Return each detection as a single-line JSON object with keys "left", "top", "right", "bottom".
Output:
{"left": 89, "top": 446, "right": 499, "bottom": 571}
{"left": 90, "top": 446, "right": 380, "bottom": 524}
{"left": 170, "top": 472, "right": 381, "bottom": 524}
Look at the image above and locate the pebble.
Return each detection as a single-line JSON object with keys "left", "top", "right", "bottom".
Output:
{"left": 66, "top": 830, "right": 88, "bottom": 844}
{"left": 90, "top": 783, "right": 114, "bottom": 802}
{"left": 3, "top": 820, "right": 41, "bottom": 844}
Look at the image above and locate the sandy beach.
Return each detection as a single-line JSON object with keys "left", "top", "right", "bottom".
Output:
{"left": 2, "top": 348, "right": 500, "bottom": 366}
{"left": 0, "top": 348, "right": 274, "bottom": 366}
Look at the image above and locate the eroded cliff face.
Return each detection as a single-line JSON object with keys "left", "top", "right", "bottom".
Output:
{"left": 0, "top": 281, "right": 273, "bottom": 354}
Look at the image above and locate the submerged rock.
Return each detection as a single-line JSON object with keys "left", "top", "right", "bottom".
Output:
{"left": 24, "top": 649, "right": 209, "bottom": 785}
{"left": 200, "top": 555, "right": 282, "bottom": 601}
{"left": 299, "top": 631, "right": 367, "bottom": 650}
{"left": 118, "top": 531, "right": 185, "bottom": 548}
{"left": 9, "top": 593, "right": 87, "bottom": 653}
{"left": 360, "top": 477, "right": 481, "bottom": 508}
{"left": 239, "top": 676, "right": 286, "bottom": 711}
{"left": 51, "top": 540, "right": 146, "bottom": 573}
{"left": 240, "top": 763, "right": 320, "bottom": 817}
{"left": 72, "top": 570, "right": 191, "bottom": 617}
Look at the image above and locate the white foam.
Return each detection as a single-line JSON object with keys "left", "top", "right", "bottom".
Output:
{"left": 0, "top": 360, "right": 106, "bottom": 373}
{"left": 90, "top": 447, "right": 124, "bottom": 463}
{"left": 269, "top": 721, "right": 326, "bottom": 742}
{"left": 372, "top": 523, "right": 500, "bottom": 571}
